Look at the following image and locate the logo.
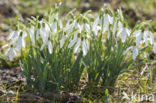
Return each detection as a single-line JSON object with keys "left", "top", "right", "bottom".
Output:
{"left": 121, "top": 91, "right": 155, "bottom": 102}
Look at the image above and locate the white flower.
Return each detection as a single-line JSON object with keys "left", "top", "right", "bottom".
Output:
{"left": 73, "top": 38, "right": 81, "bottom": 53}
{"left": 68, "top": 35, "right": 78, "bottom": 48}
{"left": 73, "top": 38, "right": 89, "bottom": 56}
{"left": 84, "top": 23, "right": 90, "bottom": 33}
{"left": 123, "top": 46, "right": 133, "bottom": 55}
{"left": 92, "top": 16, "right": 101, "bottom": 36}
{"left": 132, "top": 46, "right": 138, "bottom": 60}
{"left": 16, "top": 31, "right": 27, "bottom": 51}
{"left": 59, "top": 19, "right": 63, "bottom": 29}
{"left": 153, "top": 43, "right": 156, "bottom": 53}
{"left": 77, "top": 23, "right": 83, "bottom": 33}
{"left": 60, "top": 33, "right": 67, "bottom": 48}
{"left": 144, "top": 31, "right": 154, "bottom": 45}
{"left": 113, "top": 21, "right": 118, "bottom": 35}
{"left": 28, "top": 27, "right": 35, "bottom": 44}
{"left": 117, "top": 27, "right": 131, "bottom": 42}
{"left": 64, "top": 20, "right": 75, "bottom": 35}
{"left": 148, "top": 31, "right": 154, "bottom": 45}
{"left": 123, "top": 46, "right": 138, "bottom": 60}
{"left": 2, "top": 44, "right": 17, "bottom": 61}
{"left": 68, "top": 33, "right": 89, "bottom": 56}
{"left": 8, "top": 31, "right": 21, "bottom": 45}
{"left": 102, "top": 14, "right": 113, "bottom": 33}
{"left": 40, "top": 38, "right": 53, "bottom": 54}
{"left": 51, "top": 21, "right": 57, "bottom": 34}
{"left": 107, "top": 27, "right": 111, "bottom": 39}
{"left": 40, "top": 22, "right": 51, "bottom": 43}
{"left": 7, "top": 31, "right": 19, "bottom": 41}
{"left": 134, "top": 30, "right": 143, "bottom": 46}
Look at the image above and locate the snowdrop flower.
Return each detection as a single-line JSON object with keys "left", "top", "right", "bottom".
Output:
{"left": 60, "top": 32, "right": 67, "bottom": 48}
{"left": 68, "top": 34, "right": 78, "bottom": 48}
{"left": 39, "top": 22, "right": 51, "bottom": 42}
{"left": 143, "top": 31, "right": 154, "bottom": 45}
{"left": 123, "top": 46, "right": 133, "bottom": 55}
{"left": 73, "top": 37, "right": 89, "bottom": 56}
{"left": 7, "top": 31, "right": 19, "bottom": 41}
{"left": 148, "top": 31, "right": 154, "bottom": 45}
{"left": 2, "top": 44, "right": 17, "bottom": 61}
{"left": 28, "top": 26, "right": 35, "bottom": 44}
{"left": 60, "top": 21, "right": 81, "bottom": 48}
{"left": 7, "top": 30, "right": 21, "bottom": 45}
{"left": 68, "top": 32, "right": 89, "bottom": 56}
{"left": 123, "top": 46, "right": 138, "bottom": 60}
{"left": 51, "top": 19, "right": 57, "bottom": 34}
{"left": 153, "top": 43, "right": 156, "bottom": 53}
{"left": 132, "top": 46, "right": 138, "bottom": 60}
{"left": 84, "top": 23, "right": 90, "bottom": 34}
{"left": 59, "top": 19, "right": 63, "bottom": 29}
{"left": 64, "top": 20, "right": 75, "bottom": 35}
{"left": 92, "top": 16, "right": 101, "bottom": 36}
{"left": 134, "top": 30, "right": 144, "bottom": 46}
{"left": 40, "top": 37, "right": 53, "bottom": 54}
{"left": 102, "top": 14, "right": 113, "bottom": 33}
{"left": 16, "top": 31, "right": 27, "bottom": 51}
{"left": 113, "top": 21, "right": 118, "bottom": 35}
{"left": 117, "top": 27, "right": 131, "bottom": 42}
{"left": 67, "top": 23, "right": 85, "bottom": 48}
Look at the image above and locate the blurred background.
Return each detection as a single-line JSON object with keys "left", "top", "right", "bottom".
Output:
{"left": 0, "top": 0, "right": 156, "bottom": 46}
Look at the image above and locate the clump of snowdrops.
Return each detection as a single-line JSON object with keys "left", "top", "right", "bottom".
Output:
{"left": 2, "top": 4, "right": 156, "bottom": 92}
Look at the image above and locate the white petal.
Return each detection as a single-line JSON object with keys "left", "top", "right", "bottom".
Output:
{"left": 60, "top": 36, "right": 66, "bottom": 48}
{"left": 79, "top": 24, "right": 83, "bottom": 33}
{"left": 51, "top": 22, "right": 57, "bottom": 34}
{"left": 85, "top": 23, "right": 90, "bottom": 33}
{"left": 107, "top": 14, "right": 113, "bottom": 24}
{"left": 123, "top": 46, "right": 132, "bottom": 55}
{"left": 4, "top": 48, "right": 10, "bottom": 55}
{"left": 48, "top": 41, "right": 53, "bottom": 54}
{"left": 82, "top": 41, "right": 87, "bottom": 56}
{"left": 68, "top": 38, "right": 77, "bottom": 48}
{"left": 59, "top": 20, "right": 63, "bottom": 29}
{"left": 117, "top": 28, "right": 122, "bottom": 37}
{"left": 113, "top": 21, "right": 118, "bottom": 35}
{"left": 85, "top": 39, "right": 89, "bottom": 50}
{"left": 153, "top": 43, "right": 156, "bottom": 53}
{"left": 23, "top": 31, "right": 27, "bottom": 37}
{"left": 125, "top": 28, "right": 131, "bottom": 36}
{"left": 16, "top": 37, "right": 22, "bottom": 51}
{"left": 7, "top": 31, "right": 19, "bottom": 41}
{"left": 13, "top": 49, "right": 17, "bottom": 56}
{"left": 132, "top": 46, "right": 138, "bottom": 60}
{"left": 143, "top": 31, "right": 148, "bottom": 46}
{"left": 9, "top": 48, "right": 14, "bottom": 61}
{"left": 121, "top": 28, "right": 127, "bottom": 42}
{"left": 103, "top": 15, "right": 109, "bottom": 33}
{"left": 73, "top": 38, "right": 81, "bottom": 53}
{"left": 40, "top": 42, "right": 47, "bottom": 51}
{"left": 45, "top": 23, "right": 50, "bottom": 32}
{"left": 93, "top": 16, "right": 99, "bottom": 27}
{"left": 40, "top": 29, "right": 47, "bottom": 42}
{"left": 22, "top": 38, "right": 25, "bottom": 48}
{"left": 118, "top": 21, "right": 123, "bottom": 29}
{"left": 107, "top": 28, "right": 110, "bottom": 39}
{"left": 2, "top": 44, "right": 9, "bottom": 49}
{"left": 74, "top": 22, "right": 79, "bottom": 29}
{"left": 149, "top": 31, "right": 154, "bottom": 45}
{"left": 7, "top": 31, "right": 14, "bottom": 40}
{"left": 29, "top": 27, "right": 35, "bottom": 44}
{"left": 36, "top": 29, "right": 40, "bottom": 40}
{"left": 135, "top": 31, "right": 143, "bottom": 46}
